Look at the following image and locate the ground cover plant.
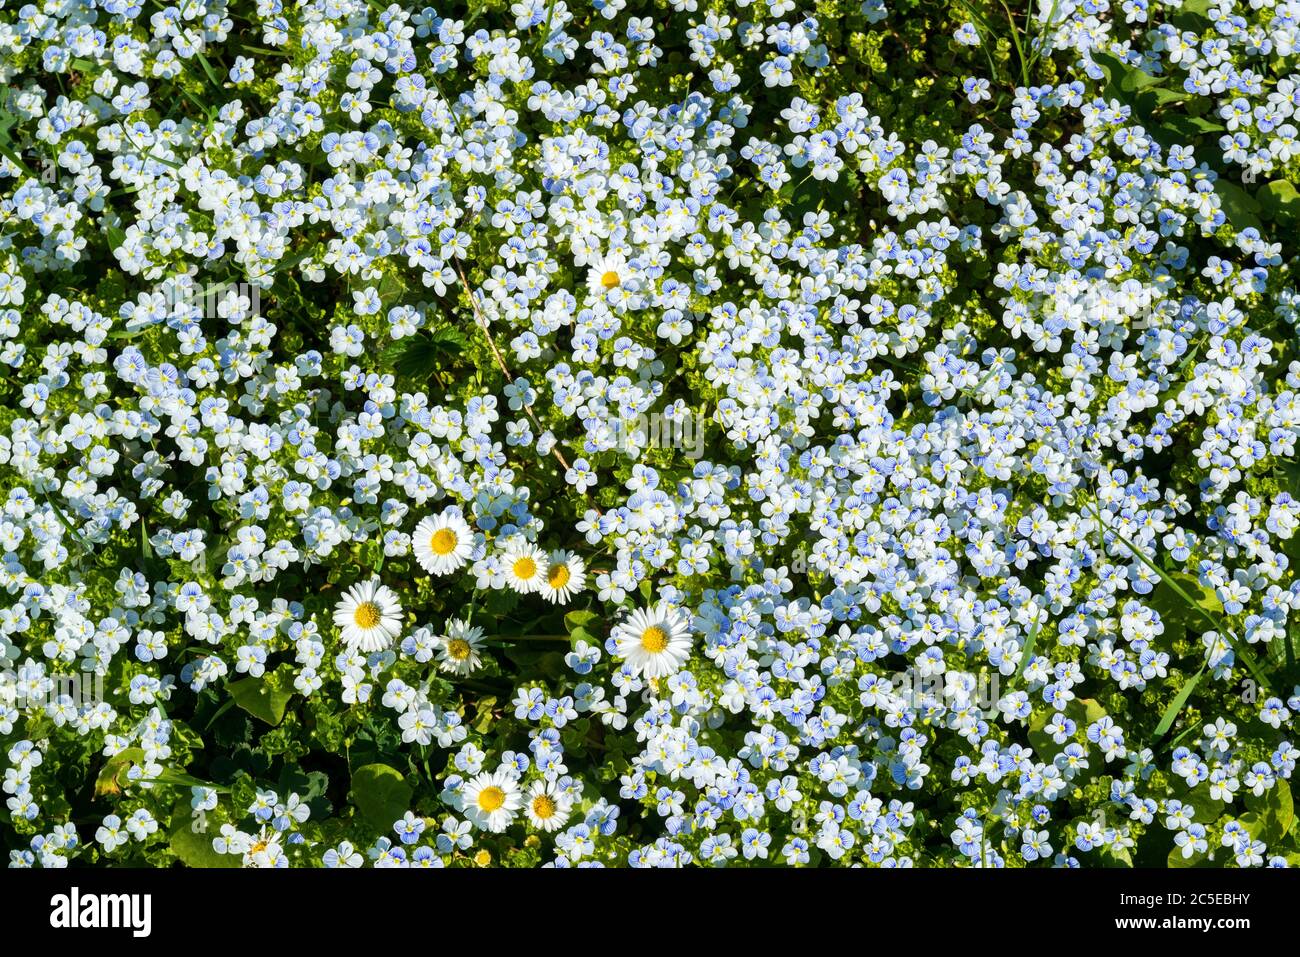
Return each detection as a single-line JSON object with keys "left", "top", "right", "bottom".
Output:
{"left": 1, "top": 0, "right": 1299, "bottom": 868}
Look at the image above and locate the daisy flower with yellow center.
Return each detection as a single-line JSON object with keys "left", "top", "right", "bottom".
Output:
{"left": 502, "top": 542, "right": 549, "bottom": 594}
{"left": 539, "top": 550, "right": 586, "bottom": 604}
{"left": 333, "top": 579, "right": 403, "bottom": 652}
{"left": 460, "top": 769, "right": 522, "bottom": 833}
{"left": 412, "top": 511, "right": 474, "bottom": 576}
{"left": 436, "top": 618, "right": 485, "bottom": 676}
{"left": 523, "top": 779, "right": 572, "bottom": 832}
{"left": 244, "top": 828, "right": 286, "bottom": 868}
{"left": 612, "top": 601, "right": 693, "bottom": 679}
{"left": 586, "top": 251, "right": 630, "bottom": 297}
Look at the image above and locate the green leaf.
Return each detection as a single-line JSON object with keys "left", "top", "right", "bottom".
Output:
{"left": 503, "top": 645, "right": 567, "bottom": 677}
{"left": 1097, "top": 842, "right": 1134, "bottom": 868}
{"left": 1150, "top": 664, "right": 1205, "bottom": 743}
{"left": 1170, "top": 777, "right": 1226, "bottom": 827}
{"left": 568, "top": 627, "right": 596, "bottom": 648}
{"left": 1144, "top": 113, "right": 1222, "bottom": 150}
{"left": 483, "top": 588, "right": 520, "bottom": 617}
{"left": 1167, "top": 844, "right": 1209, "bottom": 867}
{"left": 193, "top": 51, "right": 222, "bottom": 88}
{"left": 1162, "top": 114, "right": 1225, "bottom": 137}
{"left": 565, "top": 608, "right": 602, "bottom": 648}
{"left": 564, "top": 609, "right": 600, "bottom": 633}
{"left": 349, "top": 763, "right": 413, "bottom": 831}
{"left": 1242, "top": 780, "right": 1294, "bottom": 846}
{"left": 471, "top": 696, "right": 497, "bottom": 733}
{"left": 376, "top": 269, "right": 407, "bottom": 301}
{"left": 226, "top": 666, "right": 295, "bottom": 726}
{"left": 382, "top": 328, "right": 469, "bottom": 383}
{"left": 1093, "top": 49, "right": 1166, "bottom": 101}
{"left": 1142, "top": 581, "right": 1189, "bottom": 647}
{"left": 1214, "top": 178, "right": 1263, "bottom": 231}
{"left": 1028, "top": 697, "right": 1106, "bottom": 759}
{"left": 152, "top": 768, "right": 228, "bottom": 792}
{"left": 1017, "top": 613, "right": 1043, "bottom": 683}
{"left": 95, "top": 747, "right": 145, "bottom": 797}
{"left": 278, "top": 767, "right": 332, "bottom": 817}
{"left": 167, "top": 799, "right": 236, "bottom": 868}
{"left": 1118, "top": 64, "right": 1166, "bottom": 93}
{"left": 1136, "top": 86, "right": 1188, "bottom": 110}
{"left": 1171, "top": 0, "right": 1213, "bottom": 28}
{"left": 1258, "top": 180, "right": 1300, "bottom": 223}
{"left": 204, "top": 694, "right": 240, "bottom": 730}
{"left": 1107, "top": 532, "right": 1215, "bottom": 635}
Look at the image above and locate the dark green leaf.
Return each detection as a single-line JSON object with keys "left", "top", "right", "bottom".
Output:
{"left": 349, "top": 763, "right": 413, "bottom": 831}
{"left": 1259, "top": 180, "right": 1300, "bottom": 223}
{"left": 1242, "top": 780, "right": 1294, "bottom": 846}
{"left": 227, "top": 666, "right": 295, "bottom": 726}
{"left": 167, "top": 798, "right": 236, "bottom": 868}
{"left": 1214, "top": 178, "right": 1262, "bottom": 231}
{"left": 1028, "top": 697, "right": 1106, "bottom": 760}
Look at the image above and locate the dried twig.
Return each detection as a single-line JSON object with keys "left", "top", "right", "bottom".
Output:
{"left": 452, "top": 257, "right": 571, "bottom": 473}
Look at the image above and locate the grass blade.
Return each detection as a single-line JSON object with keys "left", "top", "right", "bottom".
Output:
{"left": 1087, "top": 501, "right": 1278, "bottom": 695}
{"left": 1018, "top": 610, "right": 1043, "bottom": 684}
{"left": 1151, "top": 662, "right": 1206, "bottom": 744}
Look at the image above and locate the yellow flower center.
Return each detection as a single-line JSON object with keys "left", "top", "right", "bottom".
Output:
{"left": 548, "top": 564, "right": 571, "bottom": 589}
{"left": 353, "top": 601, "right": 382, "bottom": 629}
{"left": 447, "top": 638, "right": 471, "bottom": 661}
{"left": 478, "top": 786, "right": 506, "bottom": 813}
{"left": 430, "top": 528, "right": 458, "bottom": 555}
{"left": 641, "top": 625, "right": 669, "bottom": 654}
{"left": 532, "top": 795, "right": 557, "bottom": 819}
{"left": 513, "top": 556, "right": 537, "bottom": 580}
{"left": 600, "top": 270, "right": 621, "bottom": 289}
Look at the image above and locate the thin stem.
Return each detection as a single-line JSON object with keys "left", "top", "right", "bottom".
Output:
{"left": 1086, "top": 500, "right": 1277, "bottom": 694}
{"left": 451, "top": 257, "right": 572, "bottom": 473}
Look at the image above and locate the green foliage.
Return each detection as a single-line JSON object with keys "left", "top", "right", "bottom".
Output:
{"left": 349, "top": 764, "right": 415, "bottom": 832}
{"left": 227, "top": 666, "right": 297, "bottom": 726}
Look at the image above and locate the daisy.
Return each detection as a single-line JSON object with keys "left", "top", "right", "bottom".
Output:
{"left": 244, "top": 828, "right": 287, "bottom": 869}
{"left": 461, "top": 769, "right": 522, "bottom": 833}
{"left": 436, "top": 618, "right": 485, "bottom": 676}
{"left": 333, "top": 579, "right": 403, "bottom": 652}
{"left": 503, "top": 542, "right": 549, "bottom": 594}
{"left": 612, "top": 602, "right": 693, "bottom": 679}
{"left": 523, "top": 779, "right": 572, "bottom": 832}
{"left": 539, "top": 550, "right": 586, "bottom": 604}
{"left": 586, "top": 251, "right": 630, "bottom": 297}
{"left": 411, "top": 511, "right": 474, "bottom": 575}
